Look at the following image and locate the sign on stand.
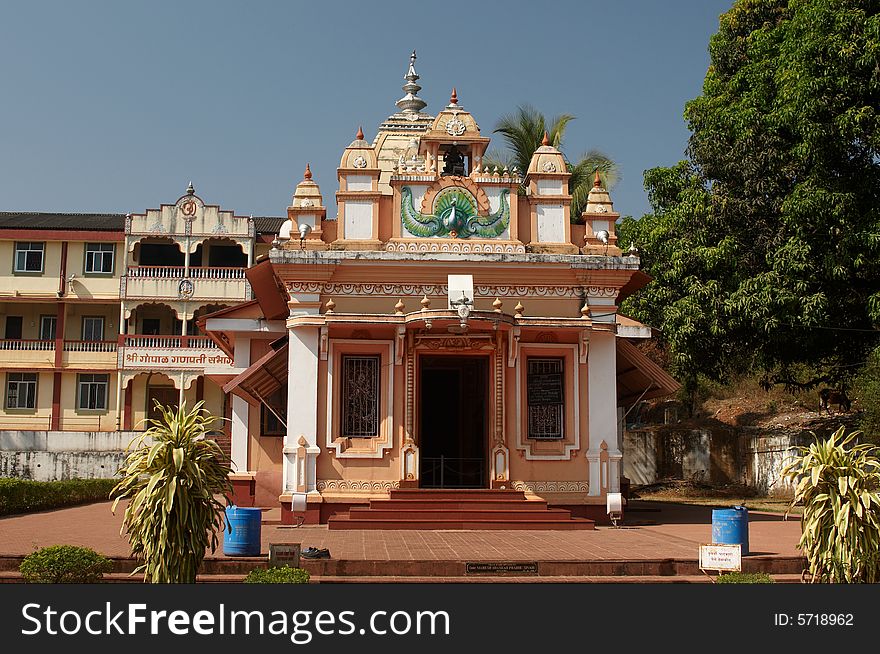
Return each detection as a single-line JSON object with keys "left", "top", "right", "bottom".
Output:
{"left": 269, "top": 543, "right": 301, "bottom": 569}
{"left": 699, "top": 543, "right": 742, "bottom": 572}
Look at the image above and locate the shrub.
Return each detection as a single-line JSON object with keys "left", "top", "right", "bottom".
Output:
{"left": 111, "top": 401, "right": 232, "bottom": 583}
{"left": 20, "top": 545, "right": 111, "bottom": 583}
{"left": 0, "top": 478, "right": 117, "bottom": 516}
{"left": 782, "top": 426, "right": 880, "bottom": 583}
{"left": 716, "top": 572, "right": 774, "bottom": 584}
{"left": 244, "top": 566, "right": 310, "bottom": 584}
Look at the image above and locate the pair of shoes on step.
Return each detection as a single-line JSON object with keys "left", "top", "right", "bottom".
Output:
{"left": 302, "top": 546, "right": 330, "bottom": 559}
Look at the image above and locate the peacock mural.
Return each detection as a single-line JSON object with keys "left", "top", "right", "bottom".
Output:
{"left": 401, "top": 186, "right": 509, "bottom": 239}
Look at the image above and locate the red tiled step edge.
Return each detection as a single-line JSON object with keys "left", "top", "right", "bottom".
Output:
{"left": 0, "top": 556, "right": 809, "bottom": 578}
{"left": 328, "top": 488, "right": 594, "bottom": 530}
{"left": 328, "top": 517, "right": 594, "bottom": 530}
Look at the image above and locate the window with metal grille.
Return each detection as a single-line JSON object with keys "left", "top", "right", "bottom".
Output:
{"left": 85, "top": 243, "right": 115, "bottom": 274}
{"left": 341, "top": 355, "right": 380, "bottom": 437}
{"left": 78, "top": 374, "right": 109, "bottom": 410}
{"left": 6, "top": 373, "right": 37, "bottom": 410}
{"left": 14, "top": 242, "right": 44, "bottom": 273}
{"left": 527, "top": 357, "right": 564, "bottom": 439}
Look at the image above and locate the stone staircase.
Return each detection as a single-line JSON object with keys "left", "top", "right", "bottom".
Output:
{"left": 327, "top": 489, "right": 595, "bottom": 530}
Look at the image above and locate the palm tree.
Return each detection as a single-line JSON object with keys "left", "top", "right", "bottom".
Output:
{"left": 484, "top": 105, "right": 618, "bottom": 220}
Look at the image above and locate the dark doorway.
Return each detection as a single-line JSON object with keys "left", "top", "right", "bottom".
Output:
{"left": 419, "top": 356, "right": 488, "bottom": 488}
{"left": 147, "top": 386, "right": 178, "bottom": 422}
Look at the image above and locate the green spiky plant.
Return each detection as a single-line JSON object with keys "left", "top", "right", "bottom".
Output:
{"left": 782, "top": 427, "right": 880, "bottom": 583}
{"left": 111, "top": 401, "right": 232, "bottom": 583}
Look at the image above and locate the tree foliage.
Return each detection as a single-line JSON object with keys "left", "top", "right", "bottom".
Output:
{"left": 485, "top": 104, "right": 618, "bottom": 218}
{"left": 620, "top": 0, "right": 880, "bottom": 392}
{"left": 111, "top": 401, "right": 231, "bottom": 583}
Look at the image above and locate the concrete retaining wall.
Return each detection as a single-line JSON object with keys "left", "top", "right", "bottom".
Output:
{"left": 623, "top": 426, "right": 810, "bottom": 496}
{"left": 0, "top": 431, "right": 146, "bottom": 481}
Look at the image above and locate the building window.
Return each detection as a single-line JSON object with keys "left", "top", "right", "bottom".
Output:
{"left": 82, "top": 316, "right": 104, "bottom": 341}
{"left": 260, "top": 387, "right": 286, "bottom": 436}
{"left": 6, "top": 373, "right": 37, "bottom": 410}
{"left": 527, "top": 357, "right": 564, "bottom": 439}
{"left": 341, "top": 355, "right": 380, "bottom": 437}
{"left": 78, "top": 374, "right": 109, "bottom": 411}
{"left": 40, "top": 315, "right": 57, "bottom": 341}
{"left": 14, "top": 242, "right": 45, "bottom": 273}
{"left": 4, "top": 316, "right": 23, "bottom": 340}
{"left": 84, "top": 243, "right": 114, "bottom": 274}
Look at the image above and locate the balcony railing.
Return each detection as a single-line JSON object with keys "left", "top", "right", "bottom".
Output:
{"left": 63, "top": 340, "right": 117, "bottom": 352}
{"left": 189, "top": 267, "right": 247, "bottom": 280}
{"left": 127, "top": 266, "right": 186, "bottom": 278}
{"left": 127, "top": 266, "right": 246, "bottom": 279}
{"left": 122, "top": 335, "right": 219, "bottom": 349}
{"left": 0, "top": 339, "right": 54, "bottom": 351}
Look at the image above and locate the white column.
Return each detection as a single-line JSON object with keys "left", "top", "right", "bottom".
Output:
{"left": 230, "top": 337, "right": 251, "bottom": 472}
{"left": 283, "top": 326, "right": 320, "bottom": 495}
{"left": 587, "top": 330, "right": 620, "bottom": 495}
{"left": 230, "top": 396, "right": 249, "bottom": 473}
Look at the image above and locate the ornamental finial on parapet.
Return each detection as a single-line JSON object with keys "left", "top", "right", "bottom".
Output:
{"left": 396, "top": 50, "right": 428, "bottom": 114}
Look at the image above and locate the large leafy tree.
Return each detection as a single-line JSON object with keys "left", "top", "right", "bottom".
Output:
{"left": 485, "top": 104, "right": 618, "bottom": 219}
{"left": 621, "top": 0, "right": 880, "bottom": 395}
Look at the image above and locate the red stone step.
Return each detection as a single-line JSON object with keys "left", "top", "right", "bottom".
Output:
{"left": 389, "top": 489, "right": 528, "bottom": 500}
{"left": 368, "top": 499, "right": 550, "bottom": 511}
{"left": 328, "top": 489, "right": 592, "bottom": 530}
{"left": 347, "top": 507, "right": 574, "bottom": 521}
{"left": 328, "top": 516, "right": 595, "bottom": 530}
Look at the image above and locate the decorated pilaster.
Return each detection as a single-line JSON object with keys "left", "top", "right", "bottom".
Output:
{"left": 525, "top": 133, "right": 578, "bottom": 254}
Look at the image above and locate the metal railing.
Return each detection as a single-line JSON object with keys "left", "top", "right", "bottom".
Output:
{"left": 420, "top": 456, "right": 486, "bottom": 489}
{"left": 0, "top": 339, "right": 55, "bottom": 351}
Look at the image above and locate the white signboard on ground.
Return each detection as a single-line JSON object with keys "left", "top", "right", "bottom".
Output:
{"left": 699, "top": 543, "right": 742, "bottom": 572}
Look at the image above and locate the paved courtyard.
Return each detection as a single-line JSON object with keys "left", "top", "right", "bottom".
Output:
{"left": 0, "top": 500, "right": 803, "bottom": 563}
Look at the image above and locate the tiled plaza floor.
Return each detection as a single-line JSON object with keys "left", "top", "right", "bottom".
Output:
{"left": 0, "top": 500, "right": 803, "bottom": 562}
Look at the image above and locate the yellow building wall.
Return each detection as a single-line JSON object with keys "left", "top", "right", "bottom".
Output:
{"left": 0, "top": 241, "right": 63, "bottom": 299}
{"left": 59, "top": 372, "right": 119, "bottom": 432}
{"left": 0, "top": 371, "right": 54, "bottom": 430}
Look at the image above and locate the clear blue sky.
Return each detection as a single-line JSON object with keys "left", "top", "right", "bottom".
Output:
{"left": 0, "top": 0, "right": 733, "bottom": 220}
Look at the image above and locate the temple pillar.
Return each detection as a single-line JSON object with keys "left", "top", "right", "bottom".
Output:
{"left": 230, "top": 337, "right": 251, "bottom": 472}
{"left": 587, "top": 330, "right": 620, "bottom": 495}
{"left": 283, "top": 325, "right": 320, "bottom": 495}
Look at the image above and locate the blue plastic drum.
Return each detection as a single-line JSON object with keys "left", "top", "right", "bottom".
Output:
{"left": 223, "top": 506, "right": 262, "bottom": 556}
{"left": 712, "top": 506, "right": 749, "bottom": 555}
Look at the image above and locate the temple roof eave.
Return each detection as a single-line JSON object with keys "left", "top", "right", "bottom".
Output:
{"left": 285, "top": 310, "right": 615, "bottom": 333}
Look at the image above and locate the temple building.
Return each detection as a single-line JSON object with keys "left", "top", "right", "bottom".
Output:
{"left": 203, "top": 53, "right": 680, "bottom": 526}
